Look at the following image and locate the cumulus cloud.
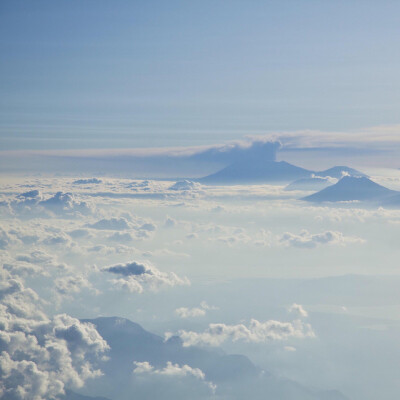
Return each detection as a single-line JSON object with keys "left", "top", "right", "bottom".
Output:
{"left": 139, "top": 222, "right": 157, "bottom": 232}
{"left": 41, "top": 233, "right": 73, "bottom": 247}
{"left": 164, "top": 216, "right": 176, "bottom": 228}
{"left": 87, "top": 217, "right": 131, "bottom": 230}
{"left": 0, "top": 228, "right": 19, "bottom": 249}
{"left": 103, "top": 261, "right": 190, "bottom": 293}
{"left": 1, "top": 191, "right": 93, "bottom": 218}
{"left": 169, "top": 180, "right": 202, "bottom": 192}
{"left": 133, "top": 361, "right": 216, "bottom": 393}
{"left": 279, "top": 230, "right": 364, "bottom": 249}
{"left": 73, "top": 178, "right": 102, "bottom": 185}
{"left": 108, "top": 231, "right": 135, "bottom": 243}
{"left": 0, "top": 274, "right": 109, "bottom": 400}
{"left": 167, "top": 318, "right": 315, "bottom": 347}
{"left": 68, "top": 228, "right": 92, "bottom": 239}
{"left": 54, "top": 275, "right": 95, "bottom": 298}
{"left": 39, "top": 192, "right": 93, "bottom": 216}
{"left": 3, "top": 261, "right": 46, "bottom": 278}
{"left": 175, "top": 307, "right": 206, "bottom": 318}
{"left": 288, "top": 303, "right": 308, "bottom": 318}
{"left": 14, "top": 250, "right": 68, "bottom": 274}
{"left": 175, "top": 302, "right": 217, "bottom": 319}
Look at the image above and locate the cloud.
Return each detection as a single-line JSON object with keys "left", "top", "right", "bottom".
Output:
{"left": 15, "top": 250, "right": 68, "bottom": 273}
{"left": 73, "top": 178, "right": 102, "bottom": 185}
{"left": 39, "top": 192, "right": 93, "bottom": 216}
{"left": 2, "top": 191, "right": 94, "bottom": 218}
{"left": 0, "top": 228, "right": 19, "bottom": 249}
{"left": 288, "top": 303, "right": 308, "bottom": 318}
{"left": 133, "top": 361, "right": 216, "bottom": 393}
{"left": 175, "top": 307, "right": 206, "bottom": 318}
{"left": 175, "top": 302, "right": 217, "bottom": 319}
{"left": 167, "top": 318, "right": 315, "bottom": 347}
{"left": 169, "top": 180, "right": 202, "bottom": 192}
{"left": 0, "top": 274, "right": 109, "bottom": 400}
{"left": 103, "top": 261, "right": 190, "bottom": 293}
{"left": 1, "top": 138, "right": 282, "bottom": 177}
{"left": 68, "top": 228, "right": 92, "bottom": 239}
{"left": 87, "top": 217, "right": 131, "bottom": 230}
{"left": 54, "top": 275, "right": 95, "bottom": 297}
{"left": 41, "top": 233, "right": 73, "bottom": 247}
{"left": 139, "top": 222, "right": 157, "bottom": 232}
{"left": 108, "top": 231, "right": 135, "bottom": 243}
{"left": 3, "top": 261, "right": 46, "bottom": 278}
{"left": 164, "top": 217, "right": 176, "bottom": 228}
{"left": 190, "top": 139, "right": 281, "bottom": 164}
{"left": 279, "top": 230, "right": 364, "bottom": 249}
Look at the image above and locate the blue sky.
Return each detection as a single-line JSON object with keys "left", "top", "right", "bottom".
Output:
{"left": 3, "top": 5, "right": 400, "bottom": 399}
{"left": 1, "top": 0, "right": 400, "bottom": 150}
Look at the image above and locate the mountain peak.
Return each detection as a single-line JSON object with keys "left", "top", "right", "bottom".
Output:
{"left": 303, "top": 176, "right": 396, "bottom": 203}
{"left": 199, "top": 160, "right": 312, "bottom": 184}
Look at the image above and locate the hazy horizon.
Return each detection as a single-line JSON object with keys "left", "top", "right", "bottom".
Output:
{"left": 1, "top": 2, "right": 400, "bottom": 400}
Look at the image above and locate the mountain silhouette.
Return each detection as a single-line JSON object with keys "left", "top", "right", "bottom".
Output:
{"left": 303, "top": 176, "right": 397, "bottom": 202}
{"left": 75, "top": 316, "right": 349, "bottom": 400}
{"left": 199, "top": 158, "right": 368, "bottom": 185}
{"left": 199, "top": 160, "right": 313, "bottom": 184}
{"left": 285, "top": 176, "right": 337, "bottom": 191}
{"left": 316, "top": 166, "right": 367, "bottom": 179}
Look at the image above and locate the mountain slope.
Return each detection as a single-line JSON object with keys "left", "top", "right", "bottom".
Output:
{"left": 199, "top": 160, "right": 312, "bottom": 184}
{"left": 303, "top": 176, "right": 397, "bottom": 202}
{"left": 285, "top": 176, "right": 337, "bottom": 191}
{"left": 77, "top": 316, "right": 349, "bottom": 400}
{"left": 316, "top": 166, "right": 368, "bottom": 179}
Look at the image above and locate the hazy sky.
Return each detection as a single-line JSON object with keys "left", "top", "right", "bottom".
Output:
{"left": 2, "top": 4, "right": 400, "bottom": 400}
{"left": 1, "top": 0, "right": 400, "bottom": 150}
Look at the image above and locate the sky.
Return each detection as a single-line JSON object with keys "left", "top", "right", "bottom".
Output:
{"left": 2, "top": 3, "right": 400, "bottom": 400}
{"left": 1, "top": 1, "right": 400, "bottom": 151}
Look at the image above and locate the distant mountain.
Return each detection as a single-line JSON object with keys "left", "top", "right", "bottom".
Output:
{"left": 285, "top": 176, "right": 337, "bottom": 192}
{"left": 81, "top": 316, "right": 261, "bottom": 382}
{"left": 199, "top": 160, "right": 313, "bottom": 184}
{"left": 303, "top": 176, "right": 397, "bottom": 203}
{"left": 77, "top": 316, "right": 349, "bottom": 400}
{"left": 316, "top": 166, "right": 368, "bottom": 179}
{"left": 198, "top": 157, "right": 368, "bottom": 185}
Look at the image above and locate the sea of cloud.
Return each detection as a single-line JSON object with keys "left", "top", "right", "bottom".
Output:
{"left": 1, "top": 174, "right": 400, "bottom": 399}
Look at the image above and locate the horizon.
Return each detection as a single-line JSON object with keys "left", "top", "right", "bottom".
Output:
{"left": 1, "top": 2, "right": 400, "bottom": 400}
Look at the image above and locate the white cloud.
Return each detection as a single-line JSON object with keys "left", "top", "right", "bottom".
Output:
{"left": 103, "top": 261, "right": 190, "bottom": 293}
{"left": 0, "top": 274, "right": 109, "bottom": 400}
{"left": 1, "top": 190, "right": 94, "bottom": 218}
{"left": 175, "top": 307, "right": 206, "bottom": 318}
{"left": 288, "top": 303, "right": 308, "bottom": 318}
{"left": 133, "top": 361, "right": 216, "bottom": 393}
{"left": 169, "top": 180, "right": 203, "bottom": 193}
{"left": 279, "top": 230, "right": 364, "bottom": 249}
{"left": 167, "top": 318, "right": 315, "bottom": 347}
{"left": 54, "top": 275, "right": 95, "bottom": 298}
{"left": 0, "top": 228, "right": 19, "bottom": 249}
{"left": 87, "top": 217, "right": 131, "bottom": 230}
{"left": 175, "top": 301, "right": 217, "bottom": 319}
{"left": 108, "top": 231, "right": 135, "bottom": 243}
{"left": 73, "top": 178, "right": 102, "bottom": 185}
{"left": 164, "top": 216, "right": 177, "bottom": 228}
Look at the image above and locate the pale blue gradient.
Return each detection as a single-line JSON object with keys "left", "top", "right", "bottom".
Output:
{"left": 1, "top": 0, "right": 400, "bottom": 150}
